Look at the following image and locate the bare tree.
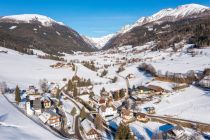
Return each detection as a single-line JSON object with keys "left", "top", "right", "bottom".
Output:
{"left": 39, "top": 79, "right": 48, "bottom": 93}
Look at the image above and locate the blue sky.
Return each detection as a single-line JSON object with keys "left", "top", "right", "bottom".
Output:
{"left": 0, "top": 0, "right": 210, "bottom": 37}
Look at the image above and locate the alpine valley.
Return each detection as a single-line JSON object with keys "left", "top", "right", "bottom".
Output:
{"left": 0, "top": 3, "right": 210, "bottom": 140}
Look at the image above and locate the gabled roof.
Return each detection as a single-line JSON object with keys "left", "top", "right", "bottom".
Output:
{"left": 41, "top": 94, "right": 51, "bottom": 102}
{"left": 121, "top": 107, "right": 132, "bottom": 116}
{"left": 100, "top": 105, "right": 116, "bottom": 112}
{"left": 147, "top": 85, "right": 164, "bottom": 92}
{"left": 81, "top": 119, "right": 98, "bottom": 135}
{"left": 137, "top": 86, "right": 150, "bottom": 91}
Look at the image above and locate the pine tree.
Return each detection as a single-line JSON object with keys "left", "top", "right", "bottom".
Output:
{"left": 73, "top": 86, "right": 77, "bottom": 97}
{"left": 56, "top": 88, "right": 60, "bottom": 99}
{"left": 119, "top": 89, "right": 125, "bottom": 98}
{"left": 72, "top": 63, "right": 75, "bottom": 71}
{"left": 67, "top": 80, "right": 73, "bottom": 91}
{"left": 87, "top": 79, "right": 91, "bottom": 86}
{"left": 115, "top": 123, "right": 134, "bottom": 140}
{"left": 89, "top": 92, "right": 95, "bottom": 98}
{"left": 80, "top": 107, "right": 86, "bottom": 120}
{"left": 71, "top": 107, "right": 77, "bottom": 116}
{"left": 101, "top": 87, "right": 105, "bottom": 93}
{"left": 15, "top": 85, "right": 21, "bottom": 104}
{"left": 94, "top": 114, "right": 104, "bottom": 131}
{"left": 113, "top": 92, "right": 119, "bottom": 101}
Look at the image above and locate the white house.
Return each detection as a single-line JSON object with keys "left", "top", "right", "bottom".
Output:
{"left": 39, "top": 110, "right": 61, "bottom": 128}
{"left": 81, "top": 119, "right": 100, "bottom": 139}
{"left": 25, "top": 102, "right": 34, "bottom": 116}
{"left": 121, "top": 107, "right": 134, "bottom": 122}
{"left": 99, "top": 105, "right": 117, "bottom": 121}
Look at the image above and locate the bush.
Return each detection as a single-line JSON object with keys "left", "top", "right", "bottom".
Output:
{"left": 204, "top": 68, "right": 210, "bottom": 76}
{"left": 112, "top": 76, "right": 118, "bottom": 83}
{"left": 101, "top": 69, "right": 108, "bottom": 77}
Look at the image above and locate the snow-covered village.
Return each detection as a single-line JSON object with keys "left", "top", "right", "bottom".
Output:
{"left": 0, "top": 1, "right": 210, "bottom": 140}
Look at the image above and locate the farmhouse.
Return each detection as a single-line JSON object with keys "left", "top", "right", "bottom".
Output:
{"left": 91, "top": 95, "right": 106, "bottom": 106}
{"left": 121, "top": 107, "right": 134, "bottom": 123}
{"left": 99, "top": 104, "right": 117, "bottom": 121}
{"left": 137, "top": 86, "right": 151, "bottom": 94}
{"left": 147, "top": 85, "right": 164, "bottom": 94}
{"left": 27, "top": 85, "right": 38, "bottom": 95}
{"left": 152, "top": 124, "right": 186, "bottom": 140}
{"left": 145, "top": 107, "right": 156, "bottom": 114}
{"left": 41, "top": 95, "right": 52, "bottom": 109}
{"left": 136, "top": 113, "right": 149, "bottom": 122}
{"left": 39, "top": 110, "right": 61, "bottom": 128}
{"left": 81, "top": 119, "right": 100, "bottom": 139}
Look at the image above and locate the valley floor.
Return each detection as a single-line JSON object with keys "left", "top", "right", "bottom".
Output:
{"left": 0, "top": 43, "right": 210, "bottom": 139}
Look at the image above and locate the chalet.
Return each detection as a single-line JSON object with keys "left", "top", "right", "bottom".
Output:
{"left": 131, "top": 95, "right": 143, "bottom": 104}
{"left": 33, "top": 97, "right": 42, "bottom": 115}
{"left": 39, "top": 110, "right": 61, "bottom": 128}
{"left": 136, "top": 113, "right": 149, "bottom": 122}
{"left": 80, "top": 87, "right": 93, "bottom": 95}
{"left": 145, "top": 107, "right": 156, "bottom": 114}
{"left": 137, "top": 86, "right": 151, "bottom": 94}
{"left": 152, "top": 124, "right": 186, "bottom": 140}
{"left": 81, "top": 119, "right": 100, "bottom": 139}
{"left": 91, "top": 95, "right": 106, "bottom": 106}
{"left": 106, "top": 97, "right": 114, "bottom": 106}
{"left": 27, "top": 85, "right": 38, "bottom": 95}
{"left": 41, "top": 95, "right": 51, "bottom": 109}
{"left": 99, "top": 105, "right": 117, "bottom": 121}
{"left": 147, "top": 85, "right": 164, "bottom": 94}
{"left": 121, "top": 107, "right": 134, "bottom": 123}
{"left": 100, "top": 91, "right": 110, "bottom": 98}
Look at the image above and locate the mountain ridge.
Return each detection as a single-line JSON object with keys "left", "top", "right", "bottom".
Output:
{"left": 102, "top": 3, "right": 210, "bottom": 50}
{"left": 0, "top": 14, "right": 95, "bottom": 55}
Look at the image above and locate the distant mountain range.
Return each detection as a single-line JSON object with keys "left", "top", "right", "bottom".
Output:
{"left": 0, "top": 3, "right": 209, "bottom": 55}
{"left": 85, "top": 4, "right": 210, "bottom": 50}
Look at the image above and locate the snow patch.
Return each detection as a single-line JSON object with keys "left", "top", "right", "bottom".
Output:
{"left": 2, "top": 14, "right": 65, "bottom": 27}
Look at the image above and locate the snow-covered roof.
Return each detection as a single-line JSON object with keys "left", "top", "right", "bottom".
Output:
{"left": 39, "top": 112, "right": 51, "bottom": 123}
{"left": 80, "top": 119, "right": 96, "bottom": 134}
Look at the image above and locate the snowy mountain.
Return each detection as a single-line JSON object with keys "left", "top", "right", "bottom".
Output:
{"left": 118, "top": 4, "right": 209, "bottom": 34}
{"left": 1, "top": 14, "right": 65, "bottom": 27}
{"left": 103, "top": 3, "right": 210, "bottom": 49}
{"left": 0, "top": 14, "right": 95, "bottom": 55}
{"left": 83, "top": 34, "right": 115, "bottom": 49}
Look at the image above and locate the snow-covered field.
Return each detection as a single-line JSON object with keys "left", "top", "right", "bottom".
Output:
{"left": 0, "top": 47, "right": 74, "bottom": 89}
{"left": 141, "top": 86, "right": 210, "bottom": 124}
{"left": 150, "top": 47, "right": 210, "bottom": 73}
{"left": 157, "top": 86, "right": 210, "bottom": 123}
{"left": 0, "top": 42, "right": 210, "bottom": 139}
{"left": 0, "top": 94, "right": 61, "bottom": 140}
